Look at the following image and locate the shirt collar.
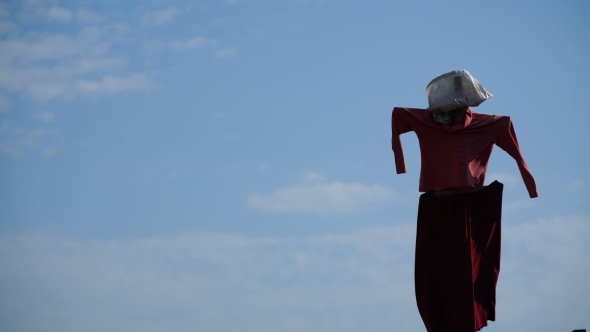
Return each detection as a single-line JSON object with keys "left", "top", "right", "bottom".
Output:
{"left": 442, "top": 109, "right": 472, "bottom": 131}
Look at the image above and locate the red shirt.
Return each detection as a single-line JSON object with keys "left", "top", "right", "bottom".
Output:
{"left": 391, "top": 107, "right": 538, "bottom": 198}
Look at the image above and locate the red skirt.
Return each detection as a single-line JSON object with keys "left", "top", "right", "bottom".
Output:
{"left": 415, "top": 181, "right": 503, "bottom": 332}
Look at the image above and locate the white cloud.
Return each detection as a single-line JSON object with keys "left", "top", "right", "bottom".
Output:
{"left": 504, "top": 216, "right": 588, "bottom": 263}
{"left": 210, "top": 18, "right": 226, "bottom": 27}
{"left": 169, "top": 37, "right": 236, "bottom": 60}
{"left": 497, "top": 215, "right": 590, "bottom": 328}
{"left": 0, "top": 20, "right": 15, "bottom": 34}
{"left": 300, "top": 171, "right": 326, "bottom": 183}
{"left": 76, "top": 9, "right": 104, "bottom": 24}
{"left": 220, "top": 163, "right": 242, "bottom": 174}
{"left": 0, "top": 33, "right": 108, "bottom": 64}
{"left": 485, "top": 172, "right": 518, "bottom": 185}
{"left": 0, "top": 3, "right": 9, "bottom": 18}
{"left": 0, "top": 94, "right": 9, "bottom": 111}
{"left": 258, "top": 162, "right": 268, "bottom": 171}
{"left": 0, "top": 215, "right": 588, "bottom": 332}
{"left": 225, "top": 0, "right": 249, "bottom": 4}
{"left": 77, "top": 139, "right": 90, "bottom": 147}
{"left": 141, "top": 7, "right": 181, "bottom": 26}
{"left": 0, "top": 22, "right": 148, "bottom": 101}
{"left": 0, "top": 57, "right": 128, "bottom": 100}
{"left": 47, "top": 7, "right": 73, "bottom": 21}
{"left": 76, "top": 74, "right": 151, "bottom": 94}
{"left": 171, "top": 36, "right": 212, "bottom": 51}
{"left": 1, "top": 2, "right": 231, "bottom": 100}
{"left": 43, "top": 145, "right": 56, "bottom": 157}
{"left": 248, "top": 181, "right": 396, "bottom": 213}
{"left": 136, "top": 161, "right": 182, "bottom": 182}
{"left": 503, "top": 198, "right": 537, "bottom": 212}
{"left": 37, "top": 111, "right": 55, "bottom": 123}
{"left": 0, "top": 224, "right": 419, "bottom": 332}
{"left": 183, "top": 37, "right": 211, "bottom": 49}
{"left": 0, "top": 120, "right": 57, "bottom": 156}
{"left": 214, "top": 47, "right": 236, "bottom": 59}
{"left": 568, "top": 179, "right": 583, "bottom": 193}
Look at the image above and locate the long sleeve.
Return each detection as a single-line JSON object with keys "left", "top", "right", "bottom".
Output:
{"left": 391, "top": 108, "right": 415, "bottom": 174}
{"left": 495, "top": 118, "right": 538, "bottom": 198}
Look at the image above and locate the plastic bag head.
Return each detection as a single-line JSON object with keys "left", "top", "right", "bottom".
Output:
{"left": 426, "top": 70, "right": 493, "bottom": 112}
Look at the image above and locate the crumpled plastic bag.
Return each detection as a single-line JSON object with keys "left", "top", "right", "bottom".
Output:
{"left": 426, "top": 70, "right": 493, "bottom": 112}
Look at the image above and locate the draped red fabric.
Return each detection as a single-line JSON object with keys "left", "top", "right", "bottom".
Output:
{"left": 415, "top": 181, "right": 503, "bottom": 332}
{"left": 391, "top": 107, "right": 537, "bottom": 198}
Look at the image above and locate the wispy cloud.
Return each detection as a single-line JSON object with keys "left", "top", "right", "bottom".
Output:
{"left": 167, "top": 37, "right": 235, "bottom": 59}
{"left": 0, "top": 20, "right": 148, "bottom": 101}
{"left": 248, "top": 174, "right": 396, "bottom": 213}
{"left": 0, "top": 224, "right": 418, "bottom": 332}
{"left": 0, "top": 2, "right": 148, "bottom": 102}
{"left": 210, "top": 18, "right": 226, "bottom": 27}
{"left": 568, "top": 179, "right": 583, "bottom": 193}
{"left": 43, "top": 145, "right": 57, "bottom": 157}
{"left": 46, "top": 7, "right": 73, "bottom": 21}
{"left": 140, "top": 7, "right": 181, "bottom": 26}
{"left": 76, "top": 9, "right": 104, "bottom": 24}
{"left": 0, "top": 2, "right": 9, "bottom": 18}
{"left": 171, "top": 36, "right": 213, "bottom": 51}
{"left": 0, "top": 120, "right": 57, "bottom": 156}
{"left": 37, "top": 111, "right": 56, "bottom": 123}
{"left": 294, "top": 0, "right": 327, "bottom": 4}
{"left": 225, "top": 0, "right": 249, "bottom": 4}
{"left": 76, "top": 74, "right": 151, "bottom": 94}
{"left": 214, "top": 47, "right": 236, "bottom": 59}
{"left": 499, "top": 215, "right": 590, "bottom": 327}
{"left": 486, "top": 172, "right": 518, "bottom": 185}
{"left": 43, "top": 6, "right": 103, "bottom": 24}
{"left": 0, "top": 94, "right": 9, "bottom": 111}
{"left": 0, "top": 31, "right": 109, "bottom": 64}
{"left": 0, "top": 215, "right": 588, "bottom": 331}
{"left": 503, "top": 198, "right": 537, "bottom": 212}
{"left": 300, "top": 171, "right": 326, "bottom": 183}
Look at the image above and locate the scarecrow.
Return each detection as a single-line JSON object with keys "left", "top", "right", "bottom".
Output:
{"left": 391, "top": 70, "right": 538, "bottom": 332}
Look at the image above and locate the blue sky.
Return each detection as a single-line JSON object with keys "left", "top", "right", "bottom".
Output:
{"left": 0, "top": 0, "right": 588, "bottom": 331}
